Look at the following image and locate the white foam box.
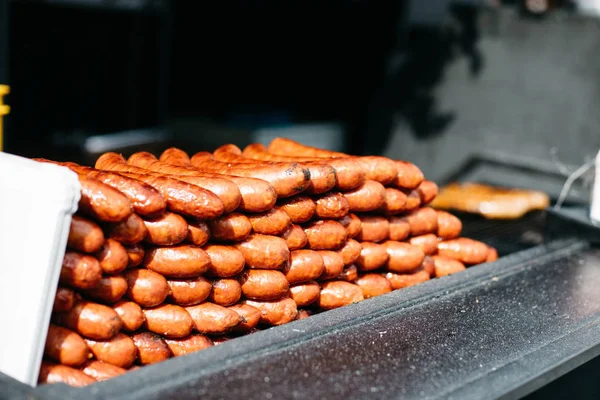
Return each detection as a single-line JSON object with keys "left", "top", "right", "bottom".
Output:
{"left": 0, "top": 152, "right": 80, "bottom": 386}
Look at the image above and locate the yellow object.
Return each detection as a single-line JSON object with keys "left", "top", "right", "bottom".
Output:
{"left": 0, "top": 85, "right": 10, "bottom": 152}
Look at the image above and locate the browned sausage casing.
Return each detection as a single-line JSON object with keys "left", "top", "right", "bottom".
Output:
{"left": 318, "top": 250, "right": 346, "bottom": 280}
{"left": 143, "top": 245, "right": 211, "bottom": 278}
{"left": 143, "top": 212, "right": 188, "bottom": 246}
{"left": 402, "top": 190, "right": 422, "bottom": 212}
{"left": 204, "top": 244, "right": 246, "bottom": 278}
{"left": 209, "top": 278, "right": 243, "bottom": 306}
{"left": 60, "top": 251, "right": 102, "bottom": 290}
{"left": 143, "top": 304, "right": 193, "bottom": 338}
{"left": 356, "top": 215, "right": 390, "bottom": 243}
{"left": 283, "top": 250, "right": 325, "bottom": 284}
{"left": 248, "top": 207, "right": 291, "bottom": 236}
{"left": 289, "top": 281, "right": 321, "bottom": 307}
{"left": 281, "top": 224, "right": 308, "bottom": 250}
{"left": 239, "top": 270, "right": 290, "bottom": 301}
{"left": 167, "top": 276, "right": 212, "bottom": 306}
{"left": 355, "top": 242, "right": 389, "bottom": 271}
{"left": 403, "top": 207, "right": 438, "bottom": 236}
{"left": 344, "top": 180, "right": 387, "bottom": 212}
{"left": 185, "top": 302, "right": 243, "bottom": 335}
{"left": 318, "top": 281, "right": 364, "bottom": 310}
{"left": 68, "top": 215, "right": 105, "bottom": 253}
{"left": 85, "top": 333, "right": 137, "bottom": 368}
{"left": 486, "top": 247, "right": 499, "bottom": 262}
{"left": 186, "top": 220, "right": 210, "bottom": 246}
{"left": 112, "top": 300, "right": 145, "bottom": 332}
{"left": 131, "top": 332, "right": 172, "bottom": 365}
{"left": 229, "top": 303, "right": 262, "bottom": 333}
{"left": 388, "top": 217, "right": 411, "bottom": 241}
{"left": 54, "top": 300, "right": 122, "bottom": 340}
{"left": 304, "top": 220, "right": 348, "bottom": 250}
{"left": 432, "top": 255, "right": 466, "bottom": 277}
{"left": 376, "top": 188, "right": 408, "bottom": 216}
{"left": 53, "top": 287, "right": 76, "bottom": 313}
{"left": 421, "top": 256, "right": 436, "bottom": 277}
{"left": 437, "top": 238, "right": 489, "bottom": 264}
{"left": 385, "top": 268, "right": 430, "bottom": 290}
{"left": 392, "top": 160, "right": 425, "bottom": 190}
{"left": 295, "top": 309, "right": 313, "bottom": 320}
{"left": 207, "top": 212, "right": 252, "bottom": 242}
{"left": 409, "top": 233, "right": 438, "bottom": 256}
{"left": 234, "top": 234, "right": 290, "bottom": 270}
{"left": 313, "top": 192, "right": 350, "bottom": 219}
{"left": 338, "top": 213, "right": 362, "bottom": 239}
{"left": 336, "top": 239, "right": 362, "bottom": 266}
{"left": 83, "top": 275, "right": 128, "bottom": 304}
{"left": 103, "top": 213, "right": 148, "bottom": 245}
{"left": 356, "top": 274, "right": 393, "bottom": 299}
{"left": 39, "top": 361, "right": 96, "bottom": 387}
{"left": 44, "top": 324, "right": 91, "bottom": 367}
{"left": 165, "top": 334, "right": 214, "bottom": 357}
{"left": 277, "top": 196, "right": 316, "bottom": 224}
{"left": 383, "top": 241, "right": 425, "bottom": 273}
{"left": 95, "top": 238, "right": 129, "bottom": 274}
{"left": 243, "top": 297, "right": 298, "bottom": 326}
{"left": 436, "top": 210, "right": 462, "bottom": 239}
{"left": 417, "top": 180, "right": 438, "bottom": 204}
{"left": 77, "top": 175, "right": 133, "bottom": 223}
{"left": 81, "top": 360, "right": 127, "bottom": 381}
{"left": 337, "top": 264, "right": 359, "bottom": 282}
{"left": 124, "top": 269, "right": 169, "bottom": 307}
{"left": 124, "top": 244, "right": 145, "bottom": 268}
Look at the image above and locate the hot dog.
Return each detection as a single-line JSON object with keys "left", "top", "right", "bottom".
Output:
{"left": 344, "top": 180, "right": 387, "bottom": 212}
{"left": 81, "top": 360, "right": 127, "bottom": 381}
{"left": 185, "top": 303, "right": 243, "bottom": 335}
{"left": 355, "top": 215, "right": 390, "bottom": 243}
{"left": 124, "top": 244, "right": 145, "bottom": 268}
{"left": 376, "top": 188, "right": 408, "bottom": 216}
{"left": 336, "top": 264, "right": 359, "bottom": 282}
{"left": 318, "top": 281, "right": 364, "bottom": 310}
{"left": 143, "top": 212, "right": 189, "bottom": 246}
{"left": 60, "top": 251, "right": 102, "bottom": 290}
{"left": 53, "top": 287, "right": 76, "bottom": 312}
{"left": 209, "top": 278, "right": 243, "bottom": 306}
{"left": 44, "top": 324, "right": 91, "bottom": 367}
{"left": 243, "top": 143, "right": 365, "bottom": 190}
{"left": 234, "top": 234, "right": 289, "bottom": 270}
{"left": 402, "top": 207, "right": 438, "bottom": 236}
{"left": 190, "top": 151, "right": 310, "bottom": 198}
{"left": 383, "top": 241, "right": 425, "bottom": 273}
{"left": 247, "top": 207, "right": 291, "bottom": 236}
{"left": 385, "top": 267, "right": 430, "bottom": 290}
{"left": 229, "top": 304, "right": 262, "bottom": 333}
{"left": 103, "top": 213, "right": 148, "bottom": 245}
{"left": 214, "top": 144, "right": 335, "bottom": 195}
{"left": 112, "top": 300, "right": 145, "bottom": 332}
{"left": 402, "top": 190, "right": 422, "bottom": 212}
{"left": 165, "top": 334, "right": 214, "bottom": 357}
{"left": 143, "top": 304, "right": 194, "bottom": 338}
{"left": 123, "top": 269, "right": 170, "bottom": 307}
{"left": 95, "top": 238, "right": 129, "bottom": 274}
{"left": 207, "top": 212, "right": 252, "bottom": 242}
{"left": 54, "top": 300, "right": 122, "bottom": 340}
{"left": 243, "top": 297, "right": 298, "bottom": 326}
{"left": 159, "top": 148, "right": 277, "bottom": 213}
{"left": 437, "top": 238, "right": 489, "bottom": 265}
{"left": 167, "top": 276, "right": 212, "bottom": 306}
{"left": 186, "top": 220, "right": 211, "bottom": 246}
{"left": 392, "top": 160, "right": 425, "bottom": 190}
{"left": 131, "top": 332, "right": 172, "bottom": 365}
{"left": 239, "top": 270, "right": 290, "bottom": 301}
{"left": 355, "top": 242, "right": 389, "bottom": 271}
{"left": 277, "top": 196, "right": 316, "bottom": 224}
{"left": 77, "top": 175, "right": 133, "bottom": 223}
{"left": 432, "top": 255, "right": 466, "bottom": 277}
{"left": 85, "top": 333, "right": 137, "bottom": 368}
{"left": 417, "top": 180, "right": 438, "bottom": 204}
{"left": 356, "top": 274, "right": 393, "bottom": 299}
{"left": 336, "top": 239, "right": 362, "bottom": 266}
{"left": 304, "top": 220, "right": 348, "bottom": 250}
{"left": 83, "top": 275, "right": 128, "bottom": 304}
{"left": 39, "top": 361, "right": 96, "bottom": 387}
{"left": 388, "top": 216, "right": 411, "bottom": 241}
{"left": 280, "top": 224, "right": 308, "bottom": 250}
{"left": 68, "top": 215, "right": 105, "bottom": 253}
{"left": 409, "top": 233, "right": 438, "bottom": 256}
{"left": 436, "top": 210, "right": 462, "bottom": 240}
{"left": 313, "top": 192, "right": 350, "bottom": 219}
{"left": 338, "top": 213, "right": 362, "bottom": 239}
{"left": 203, "top": 244, "right": 246, "bottom": 278}
{"left": 143, "top": 245, "right": 211, "bottom": 278}
{"left": 289, "top": 281, "right": 321, "bottom": 307}
{"left": 282, "top": 249, "right": 325, "bottom": 284}
{"left": 317, "top": 250, "right": 345, "bottom": 280}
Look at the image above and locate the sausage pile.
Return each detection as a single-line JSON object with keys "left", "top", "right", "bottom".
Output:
{"left": 35, "top": 138, "right": 496, "bottom": 387}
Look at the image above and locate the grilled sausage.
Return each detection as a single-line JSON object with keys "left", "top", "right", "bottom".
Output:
{"left": 486, "top": 247, "right": 499, "bottom": 262}
{"left": 355, "top": 242, "right": 389, "bottom": 271}
{"left": 277, "top": 196, "right": 316, "bottom": 224}
{"left": 344, "top": 180, "right": 387, "bottom": 212}
{"left": 103, "top": 213, "right": 148, "bottom": 245}
{"left": 317, "top": 250, "right": 345, "bottom": 280}
{"left": 185, "top": 220, "right": 211, "bottom": 246}
{"left": 53, "top": 287, "right": 76, "bottom": 313}
{"left": 417, "top": 180, "right": 438, "bottom": 204}
{"left": 437, "top": 238, "right": 489, "bottom": 264}
{"left": 432, "top": 255, "right": 466, "bottom": 277}
{"left": 239, "top": 270, "right": 289, "bottom": 301}
{"left": 112, "top": 300, "right": 145, "bottom": 332}
{"left": 376, "top": 188, "right": 408, "bottom": 216}
{"left": 385, "top": 267, "right": 430, "bottom": 290}
{"left": 83, "top": 275, "right": 128, "bottom": 304}
{"left": 402, "top": 189, "right": 422, "bottom": 212}
{"left": 318, "top": 281, "right": 364, "bottom": 310}
{"left": 185, "top": 303, "right": 243, "bottom": 335}
{"left": 68, "top": 215, "right": 105, "bottom": 253}
{"left": 338, "top": 213, "right": 362, "bottom": 239}
{"left": 304, "top": 220, "right": 348, "bottom": 250}
{"left": 229, "top": 304, "right": 262, "bottom": 333}
{"left": 207, "top": 212, "right": 252, "bottom": 242}
{"left": 336, "top": 239, "right": 362, "bottom": 266}
{"left": 356, "top": 274, "right": 392, "bottom": 299}
{"left": 313, "top": 192, "right": 350, "bottom": 219}
{"left": 383, "top": 241, "right": 425, "bottom": 273}
{"left": 209, "top": 278, "right": 243, "bottom": 306}
{"left": 391, "top": 160, "right": 425, "bottom": 190}
{"left": 85, "top": 333, "right": 137, "bottom": 368}
{"left": 167, "top": 276, "right": 212, "bottom": 306}
{"left": 131, "top": 332, "right": 171, "bottom": 365}
{"left": 403, "top": 207, "right": 438, "bottom": 236}
{"left": 39, "top": 361, "right": 96, "bottom": 387}
{"left": 53, "top": 300, "right": 122, "bottom": 340}
{"left": 80, "top": 360, "right": 127, "bottom": 381}
{"left": 243, "top": 297, "right": 298, "bottom": 326}
{"left": 124, "top": 244, "right": 145, "bottom": 268}
{"left": 204, "top": 244, "right": 246, "bottom": 278}
{"left": 234, "top": 234, "right": 290, "bottom": 270}
{"left": 388, "top": 216, "right": 411, "bottom": 241}
{"left": 421, "top": 256, "right": 436, "bottom": 277}
{"left": 248, "top": 207, "right": 291, "bottom": 236}
{"left": 165, "top": 334, "right": 214, "bottom": 357}
{"left": 436, "top": 210, "right": 462, "bottom": 239}
{"left": 409, "top": 233, "right": 438, "bottom": 256}
{"left": 44, "top": 324, "right": 91, "bottom": 367}
{"left": 143, "top": 304, "right": 193, "bottom": 338}
{"left": 77, "top": 176, "right": 133, "bottom": 223}
{"left": 289, "top": 281, "right": 321, "bottom": 307}
{"left": 280, "top": 224, "right": 308, "bottom": 250}
{"left": 60, "top": 251, "right": 102, "bottom": 290}
{"left": 143, "top": 212, "right": 188, "bottom": 246}
{"left": 95, "top": 238, "right": 129, "bottom": 274}
{"left": 355, "top": 215, "right": 390, "bottom": 243}
{"left": 124, "top": 269, "right": 170, "bottom": 307}
{"left": 143, "top": 245, "right": 211, "bottom": 278}
{"left": 336, "top": 264, "right": 359, "bottom": 282}
{"left": 283, "top": 249, "right": 325, "bottom": 284}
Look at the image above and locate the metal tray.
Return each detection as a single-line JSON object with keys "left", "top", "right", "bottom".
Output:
{"left": 4, "top": 209, "right": 600, "bottom": 400}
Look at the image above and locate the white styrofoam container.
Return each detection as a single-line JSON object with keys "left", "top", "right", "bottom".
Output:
{"left": 0, "top": 152, "right": 80, "bottom": 386}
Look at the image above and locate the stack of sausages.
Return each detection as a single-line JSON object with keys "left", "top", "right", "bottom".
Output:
{"left": 35, "top": 137, "right": 496, "bottom": 387}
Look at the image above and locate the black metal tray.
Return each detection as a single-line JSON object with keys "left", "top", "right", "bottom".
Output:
{"left": 4, "top": 208, "right": 600, "bottom": 400}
